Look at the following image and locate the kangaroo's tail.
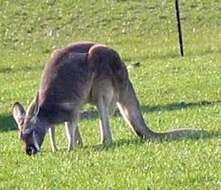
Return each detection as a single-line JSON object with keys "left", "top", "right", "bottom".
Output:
{"left": 88, "top": 45, "right": 204, "bottom": 139}
{"left": 117, "top": 80, "right": 204, "bottom": 140}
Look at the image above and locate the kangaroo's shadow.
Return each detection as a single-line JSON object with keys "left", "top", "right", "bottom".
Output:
{"left": 141, "top": 100, "right": 221, "bottom": 113}
{"left": 0, "top": 114, "right": 15, "bottom": 132}
{"left": 81, "top": 100, "right": 221, "bottom": 120}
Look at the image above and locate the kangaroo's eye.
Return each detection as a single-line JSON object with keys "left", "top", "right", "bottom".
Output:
{"left": 21, "top": 128, "right": 33, "bottom": 140}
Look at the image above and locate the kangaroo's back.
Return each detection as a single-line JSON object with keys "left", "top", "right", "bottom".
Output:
{"left": 88, "top": 45, "right": 129, "bottom": 91}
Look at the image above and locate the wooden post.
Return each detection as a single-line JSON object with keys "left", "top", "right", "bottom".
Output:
{"left": 175, "top": 0, "right": 184, "bottom": 56}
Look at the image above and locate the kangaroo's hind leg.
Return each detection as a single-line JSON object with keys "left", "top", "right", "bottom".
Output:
{"left": 95, "top": 80, "right": 115, "bottom": 145}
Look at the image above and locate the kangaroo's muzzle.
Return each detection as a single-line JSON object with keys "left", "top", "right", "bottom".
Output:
{"left": 26, "top": 144, "right": 38, "bottom": 155}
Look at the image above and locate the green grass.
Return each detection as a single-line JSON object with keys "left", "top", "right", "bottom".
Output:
{"left": 0, "top": 0, "right": 221, "bottom": 189}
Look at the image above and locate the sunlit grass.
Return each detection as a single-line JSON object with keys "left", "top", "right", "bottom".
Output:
{"left": 0, "top": 0, "right": 220, "bottom": 189}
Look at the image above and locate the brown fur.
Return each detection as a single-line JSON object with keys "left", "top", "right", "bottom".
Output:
{"left": 12, "top": 42, "right": 202, "bottom": 155}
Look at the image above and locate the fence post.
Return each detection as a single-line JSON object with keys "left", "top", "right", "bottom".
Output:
{"left": 175, "top": 0, "right": 184, "bottom": 56}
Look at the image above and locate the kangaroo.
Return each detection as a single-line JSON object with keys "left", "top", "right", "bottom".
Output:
{"left": 12, "top": 42, "right": 200, "bottom": 155}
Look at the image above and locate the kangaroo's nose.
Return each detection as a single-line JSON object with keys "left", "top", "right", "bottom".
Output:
{"left": 26, "top": 145, "right": 38, "bottom": 156}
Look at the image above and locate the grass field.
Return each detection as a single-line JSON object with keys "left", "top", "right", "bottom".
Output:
{"left": 0, "top": 0, "right": 221, "bottom": 189}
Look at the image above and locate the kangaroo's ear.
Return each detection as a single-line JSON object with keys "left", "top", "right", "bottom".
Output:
{"left": 27, "top": 92, "right": 40, "bottom": 118}
{"left": 12, "top": 102, "right": 26, "bottom": 130}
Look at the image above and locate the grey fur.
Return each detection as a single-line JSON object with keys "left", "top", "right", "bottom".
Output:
{"left": 12, "top": 42, "right": 201, "bottom": 155}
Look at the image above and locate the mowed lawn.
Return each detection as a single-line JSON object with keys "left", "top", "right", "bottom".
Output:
{"left": 0, "top": 0, "right": 221, "bottom": 189}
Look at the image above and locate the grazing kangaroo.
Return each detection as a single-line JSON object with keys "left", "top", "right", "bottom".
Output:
{"left": 13, "top": 42, "right": 200, "bottom": 155}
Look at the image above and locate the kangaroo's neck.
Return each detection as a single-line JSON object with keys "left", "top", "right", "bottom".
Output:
{"left": 38, "top": 103, "right": 78, "bottom": 124}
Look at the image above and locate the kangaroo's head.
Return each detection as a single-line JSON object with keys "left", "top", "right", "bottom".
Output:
{"left": 12, "top": 94, "right": 47, "bottom": 155}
